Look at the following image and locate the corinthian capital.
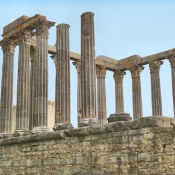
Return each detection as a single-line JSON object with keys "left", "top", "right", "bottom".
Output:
{"left": 1, "top": 39, "right": 16, "bottom": 53}
{"left": 129, "top": 65, "right": 144, "bottom": 78}
{"left": 35, "top": 19, "right": 54, "bottom": 36}
{"left": 113, "top": 70, "right": 126, "bottom": 82}
{"left": 168, "top": 55, "right": 175, "bottom": 68}
{"left": 96, "top": 65, "right": 106, "bottom": 77}
{"left": 149, "top": 60, "right": 163, "bottom": 74}
{"left": 17, "top": 29, "right": 32, "bottom": 45}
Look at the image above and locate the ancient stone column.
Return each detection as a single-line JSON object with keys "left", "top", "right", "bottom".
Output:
{"left": 14, "top": 30, "right": 32, "bottom": 136}
{"left": 169, "top": 56, "right": 175, "bottom": 118}
{"left": 114, "top": 70, "right": 126, "bottom": 113}
{"left": 31, "top": 19, "right": 52, "bottom": 133}
{"left": 29, "top": 46, "right": 36, "bottom": 130}
{"left": 96, "top": 65, "right": 107, "bottom": 124}
{"left": 79, "top": 12, "right": 98, "bottom": 127}
{"left": 149, "top": 60, "right": 163, "bottom": 116}
{"left": 0, "top": 39, "right": 15, "bottom": 138}
{"left": 130, "top": 66, "right": 144, "bottom": 119}
{"left": 53, "top": 24, "right": 73, "bottom": 131}
{"left": 107, "top": 70, "right": 131, "bottom": 123}
{"left": 73, "top": 60, "right": 81, "bottom": 123}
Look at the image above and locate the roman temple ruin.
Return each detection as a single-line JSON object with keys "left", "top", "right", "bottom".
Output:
{"left": 0, "top": 12, "right": 175, "bottom": 174}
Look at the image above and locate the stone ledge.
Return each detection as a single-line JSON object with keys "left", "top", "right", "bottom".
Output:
{"left": 0, "top": 116, "right": 174, "bottom": 146}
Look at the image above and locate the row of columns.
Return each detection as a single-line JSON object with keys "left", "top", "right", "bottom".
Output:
{"left": 0, "top": 19, "right": 53, "bottom": 136}
{"left": 1, "top": 12, "right": 175, "bottom": 137}
{"left": 73, "top": 58, "right": 174, "bottom": 124}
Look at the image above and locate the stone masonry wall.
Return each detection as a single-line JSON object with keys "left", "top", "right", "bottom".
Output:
{"left": 0, "top": 116, "right": 175, "bottom": 175}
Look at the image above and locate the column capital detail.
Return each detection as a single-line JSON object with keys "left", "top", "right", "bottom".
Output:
{"left": 17, "top": 29, "right": 33, "bottom": 45}
{"left": 113, "top": 70, "right": 126, "bottom": 82}
{"left": 96, "top": 65, "right": 106, "bottom": 77}
{"left": 1, "top": 39, "right": 16, "bottom": 53}
{"left": 30, "top": 46, "right": 36, "bottom": 62}
{"left": 168, "top": 55, "right": 175, "bottom": 68}
{"left": 149, "top": 60, "right": 163, "bottom": 74}
{"left": 73, "top": 60, "right": 81, "bottom": 74}
{"left": 35, "top": 19, "right": 52, "bottom": 36}
{"left": 129, "top": 65, "right": 144, "bottom": 78}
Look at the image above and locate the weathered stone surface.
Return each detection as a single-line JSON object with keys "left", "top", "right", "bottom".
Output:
{"left": 78, "top": 118, "right": 99, "bottom": 127}
{"left": 107, "top": 113, "right": 132, "bottom": 123}
{"left": 149, "top": 60, "right": 163, "bottom": 116}
{"left": 0, "top": 39, "right": 16, "bottom": 134}
{"left": 54, "top": 24, "right": 71, "bottom": 128}
{"left": 80, "top": 12, "right": 97, "bottom": 125}
{"left": 0, "top": 119, "right": 175, "bottom": 174}
{"left": 31, "top": 127, "right": 50, "bottom": 134}
{"left": 96, "top": 65, "right": 107, "bottom": 124}
{"left": 53, "top": 123, "right": 73, "bottom": 131}
{"left": 113, "top": 70, "right": 126, "bottom": 113}
{"left": 0, "top": 133, "right": 13, "bottom": 139}
{"left": 3, "top": 15, "right": 29, "bottom": 34}
{"left": 33, "top": 19, "right": 54, "bottom": 132}
{"left": 130, "top": 65, "right": 144, "bottom": 119}
{"left": 13, "top": 130, "right": 31, "bottom": 137}
{"left": 15, "top": 29, "right": 32, "bottom": 133}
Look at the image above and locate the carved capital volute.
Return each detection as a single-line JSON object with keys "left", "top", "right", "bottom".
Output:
{"left": 149, "top": 60, "right": 163, "bottom": 74}
{"left": 17, "top": 29, "right": 32, "bottom": 45}
{"left": 113, "top": 70, "right": 126, "bottom": 82}
{"left": 96, "top": 65, "right": 106, "bottom": 78}
{"left": 35, "top": 19, "right": 51, "bottom": 36}
{"left": 1, "top": 39, "right": 16, "bottom": 53}
{"left": 73, "top": 60, "right": 81, "bottom": 74}
{"left": 168, "top": 55, "right": 175, "bottom": 68}
{"left": 129, "top": 65, "right": 144, "bottom": 79}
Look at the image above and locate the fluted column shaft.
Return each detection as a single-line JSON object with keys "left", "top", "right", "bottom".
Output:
{"left": 33, "top": 20, "right": 50, "bottom": 130}
{"left": 29, "top": 46, "right": 36, "bottom": 130}
{"left": 114, "top": 71, "right": 126, "bottom": 113}
{"left": 130, "top": 66, "right": 144, "bottom": 119}
{"left": 55, "top": 24, "right": 70, "bottom": 124}
{"left": 81, "top": 12, "right": 96, "bottom": 120}
{"left": 149, "top": 60, "right": 163, "bottom": 116}
{"left": 169, "top": 56, "right": 175, "bottom": 118}
{"left": 73, "top": 60, "right": 81, "bottom": 123}
{"left": 15, "top": 30, "right": 31, "bottom": 132}
{"left": 0, "top": 39, "right": 15, "bottom": 134}
{"left": 96, "top": 65, "right": 107, "bottom": 124}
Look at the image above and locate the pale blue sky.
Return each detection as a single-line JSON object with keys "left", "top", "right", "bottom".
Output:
{"left": 0, "top": 0, "right": 175, "bottom": 127}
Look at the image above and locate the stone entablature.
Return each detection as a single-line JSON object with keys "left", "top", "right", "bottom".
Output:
{"left": 0, "top": 116, "right": 175, "bottom": 174}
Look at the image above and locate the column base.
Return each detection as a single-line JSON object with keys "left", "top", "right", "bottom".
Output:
{"left": 31, "top": 127, "right": 50, "bottom": 134}
{"left": 53, "top": 123, "right": 73, "bottom": 131}
{"left": 0, "top": 133, "right": 13, "bottom": 139}
{"left": 107, "top": 113, "right": 132, "bottom": 123}
{"left": 78, "top": 118, "right": 99, "bottom": 127}
{"left": 13, "top": 129, "right": 31, "bottom": 137}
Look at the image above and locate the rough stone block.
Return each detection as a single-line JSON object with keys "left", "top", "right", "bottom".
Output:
{"left": 53, "top": 123, "right": 73, "bottom": 131}
{"left": 78, "top": 118, "right": 99, "bottom": 127}
{"left": 138, "top": 153, "right": 147, "bottom": 162}
{"left": 144, "top": 133, "right": 155, "bottom": 139}
{"left": 107, "top": 113, "right": 132, "bottom": 123}
{"left": 147, "top": 154, "right": 158, "bottom": 162}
